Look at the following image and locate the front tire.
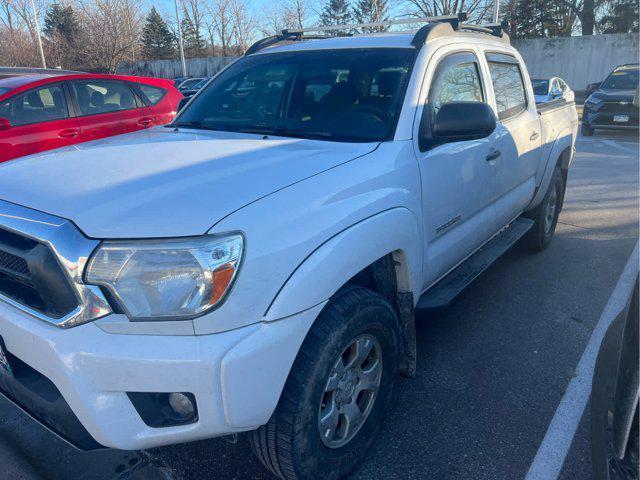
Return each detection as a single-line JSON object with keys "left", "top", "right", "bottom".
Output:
{"left": 525, "top": 166, "right": 565, "bottom": 251}
{"left": 582, "top": 123, "right": 594, "bottom": 136}
{"left": 251, "top": 286, "right": 400, "bottom": 480}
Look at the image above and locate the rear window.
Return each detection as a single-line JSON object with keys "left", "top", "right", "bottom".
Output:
{"left": 138, "top": 84, "right": 167, "bottom": 105}
{"left": 71, "top": 80, "right": 141, "bottom": 116}
{"left": 486, "top": 58, "right": 527, "bottom": 120}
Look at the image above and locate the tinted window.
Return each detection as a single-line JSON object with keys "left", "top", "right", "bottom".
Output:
{"left": 429, "top": 54, "right": 484, "bottom": 116}
{"left": 487, "top": 60, "right": 527, "bottom": 120}
{"left": 138, "top": 84, "right": 166, "bottom": 105}
{"left": 71, "top": 80, "right": 139, "bottom": 116}
{"left": 532, "top": 79, "right": 549, "bottom": 95}
{"left": 175, "top": 49, "right": 416, "bottom": 143}
{"left": 601, "top": 69, "right": 639, "bottom": 90}
{"left": 0, "top": 83, "right": 69, "bottom": 126}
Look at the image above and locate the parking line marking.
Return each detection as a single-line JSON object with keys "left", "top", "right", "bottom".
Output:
{"left": 599, "top": 139, "right": 637, "bottom": 154}
{"left": 524, "top": 240, "right": 639, "bottom": 480}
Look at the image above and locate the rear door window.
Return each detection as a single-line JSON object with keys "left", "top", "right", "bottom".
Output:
{"left": 70, "top": 80, "right": 141, "bottom": 116}
{"left": 0, "top": 83, "right": 69, "bottom": 126}
{"left": 486, "top": 54, "right": 527, "bottom": 120}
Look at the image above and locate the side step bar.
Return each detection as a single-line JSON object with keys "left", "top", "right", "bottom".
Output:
{"left": 416, "top": 217, "right": 534, "bottom": 310}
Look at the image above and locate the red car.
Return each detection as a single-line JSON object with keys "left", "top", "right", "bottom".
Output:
{"left": 0, "top": 73, "right": 182, "bottom": 162}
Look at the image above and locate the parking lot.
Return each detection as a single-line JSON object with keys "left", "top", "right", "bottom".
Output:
{"left": 0, "top": 129, "right": 638, "bottom": 480}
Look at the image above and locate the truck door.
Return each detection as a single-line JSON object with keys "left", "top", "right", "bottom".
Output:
{"left": 414, "top": 49, "right": 500, "bottom": 289}
{"left": 482, "top": 53, "right": 541, "bottom": 228}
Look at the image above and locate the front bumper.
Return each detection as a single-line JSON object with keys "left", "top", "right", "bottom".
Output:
{"left": 583, "top": 103, "right": 639, "bottom": 129}
{"left": 0, "top": 299, "right": 323, "bottom": 450}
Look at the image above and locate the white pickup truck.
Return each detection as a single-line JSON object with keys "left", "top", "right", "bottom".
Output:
{"left": 0, "top": 15, "right": 577, "bottom": 480}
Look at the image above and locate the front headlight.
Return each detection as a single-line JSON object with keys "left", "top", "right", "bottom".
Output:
{"left": 85, "top": 234, "right": 243, "bottom": 321}
{"left": 585, "top": 96, "right": 602, "bottom": 107}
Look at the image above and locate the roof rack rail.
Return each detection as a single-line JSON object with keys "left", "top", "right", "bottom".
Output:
{"left": 282, "top": 14, "right": 465, "bottom": 35}
{"left": 244, "top": 12, "right": 509, "bottom": 55}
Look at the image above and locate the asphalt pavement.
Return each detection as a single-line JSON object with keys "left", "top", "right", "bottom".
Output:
{"left": 0, "top": 129, "right": 638, "bottom": 480}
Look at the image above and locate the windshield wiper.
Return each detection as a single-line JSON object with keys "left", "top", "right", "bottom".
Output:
{"left": 168, "top": 121, "right": 221, "bottom": 131}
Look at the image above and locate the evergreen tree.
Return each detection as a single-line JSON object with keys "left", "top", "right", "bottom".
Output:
{"left": 320, "top": 0, "right": 352, "bottom": 35}
{"left": 513, "top": 0, "right": 548, "bottom": 38}
{"left": 43, "top": 2, "right": 79, "bottom": 44}
{"left": 352, "top": 0, "right": 388, "bottom": 32}
{"left": 598, "top": 0, "right": 639, "bottom": 33}
{"left": 141, "top": 7, "right": 176, "bottom": 60}
{"left": 181, "top": 12, "right": 206, "bottom": 58}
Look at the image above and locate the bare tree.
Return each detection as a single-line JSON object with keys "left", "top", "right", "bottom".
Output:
{"left": 404, "top": 0, "right": 494, "bottom": 23}
{"left": 231, "top": 0, "right": 254, "bottom": 53}
{"left": 206, "top": 0, "right": 235, "bottom": 56}
{"left": 0, "top": 0, "right": 48, "bottom": 66}
{"left": 259, "top": 0, "right": 307, "bottom": 35}
{"left": 75, "top": 0, "right": 144, "bottom": 72}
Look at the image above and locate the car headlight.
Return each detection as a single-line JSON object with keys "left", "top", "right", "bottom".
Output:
{"left": 85, "top": 234, "right": 243, "bottom": 320}
{"left": 585, "top": 96, "right": 601, "bottom": 107}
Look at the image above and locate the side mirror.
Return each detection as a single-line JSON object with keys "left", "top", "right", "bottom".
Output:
{"left": 177, "top": 97, "right": 189, "bottom": 112}
{"left": 431, "top": 102, "right": 496, "bottom": 144}
{"left": 0, "top": 117, "right": 11, "bottom": 131}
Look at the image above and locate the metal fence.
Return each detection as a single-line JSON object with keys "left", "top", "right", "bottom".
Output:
{"left": 116, "top": 56, "right": 237, "bottom": 78}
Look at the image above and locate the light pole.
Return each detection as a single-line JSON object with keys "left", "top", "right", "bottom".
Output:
{"left": 492, "top": 0, "right": 500, "bottom": 23}
{"left": 174, "top": 0, "right": 187, "bottom": 78}
{"left": 30, "top": 0, "right": 46, "bottom": 68}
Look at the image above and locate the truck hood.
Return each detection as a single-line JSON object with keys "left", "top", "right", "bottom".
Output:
{"left": 0, "top": 127, "right": 377, "bottom": 238}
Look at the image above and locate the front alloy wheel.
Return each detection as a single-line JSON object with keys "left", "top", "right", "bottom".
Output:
{"left": 319, "top": 334, "right": 383, "bottom": 448}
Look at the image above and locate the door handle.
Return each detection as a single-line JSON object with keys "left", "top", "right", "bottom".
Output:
{"left": 58, "top": 129, "right": 79, "bottom": 139}
{"left": 485, "top": 149, "right": 501, "bottom": 162}
{"left": 530, "top": 131, "right": 540, "bottom": 141}
{"left": 137, "top": 117, "right": 153, "bottom": 127}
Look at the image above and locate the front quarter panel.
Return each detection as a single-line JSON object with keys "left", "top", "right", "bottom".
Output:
{"left": 193, "top": 141, "right": 422, "bottom": 334}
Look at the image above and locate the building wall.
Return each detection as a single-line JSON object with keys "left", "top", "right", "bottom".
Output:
{"left": 513, "top": 33, "right": 639, "bottom": 92}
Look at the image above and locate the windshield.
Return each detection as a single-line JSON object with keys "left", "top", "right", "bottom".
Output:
{"left": 174, "top": 48, "right": 417, "bottom": 142}
{"left": 532, "top": 79, "right": 549, "bottom": 95}
{"left": 600, "top": 69, "right": 639, "bottom": 90}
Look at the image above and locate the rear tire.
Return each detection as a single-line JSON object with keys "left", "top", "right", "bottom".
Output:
{"left": 525, "top": 166, "right": 565, "bottom": 251}
{"left": 251, "top": 286, "right": 400, "bottom": 480}
{"left": 582, "top": 123, "right": 594, "bottom": 136}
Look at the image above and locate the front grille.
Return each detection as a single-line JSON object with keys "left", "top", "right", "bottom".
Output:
{"left": 0, "top": 228, "right": 78, "bottom": 319}
{"left": 0, "top": 250, "right": 30, "bottom": 279}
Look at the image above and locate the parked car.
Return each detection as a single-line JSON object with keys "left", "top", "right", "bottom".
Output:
{"left": 532, "top": 77, "right": 575, "bottom": 104}
{"left": 582, "top": 63, "right": 639, "bottom": 136}
{"left": 178, "top": 77, "right": 206, "bottom": 91}
{"left": 591, "top": 276, "right": 638, "bottom": 480}
{"left": 0, "top": 14, "right": 578, "bottom": 480}
{"left": 0, "top": 73, "right": 182, "bottom": 162}
{"left": 180, "top": 77, "right": 210, "bottom": 99}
